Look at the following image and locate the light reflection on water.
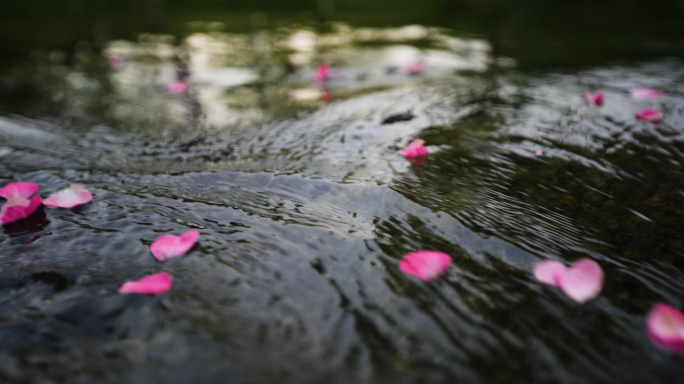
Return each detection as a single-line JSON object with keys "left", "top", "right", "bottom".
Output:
{"left": 0, "top": 21, "right": 684, "bottom": 384}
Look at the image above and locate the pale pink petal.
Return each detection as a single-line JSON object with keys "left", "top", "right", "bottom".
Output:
{"left": 647, "top": 304, "right": 684, "bottom": 353}
{"left": 1, "top": 195, "right": 43, "bottom": 225}
{"left": 535, "top": 149, "right": 544, "bottom": 157}
{"left": 584, "top": 91, "right": 605, "bottom": 106}
{"left": 150, "top": 229, "right": 200, "bottom": 261}
{"left": 631, "top": 88, "right": 664, "bottom": 99}
{"left": 400, "top": 251, "right": 452, "bottom": 281}
{"left": 43, "top": 184, "right": 92, "bottom": 209}
{"left": 407, "top": 61, "right": 423, "bottom": 75}
{"left": 167, "top": 81, "right": 188, "bottom": 94}
{"left": 556, "top": 258, "right": 603, "bottom": 303}
{"left": 401, "top": 139, "right": 429, "bottom": 158}
{"left": 118, "top": 272, "right": 173, "bottom": 295}
{"left": 313, "top": 64, "right": 330, "bottom": 83}
{"left": 635, "top": 108, "right": 663, "bottom": 122}
{"left": 0, "top": 182, "right": 39, "bottom": 199}
{"left": 533, "top": 260, "right": 567, "bottom": 286}
{"left": 108, "top": 57, "right": 126, "bottom": 68}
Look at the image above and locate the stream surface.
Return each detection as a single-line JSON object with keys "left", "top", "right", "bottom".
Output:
{"left": 1, "top": 2, "right": 684, "bottom": 383}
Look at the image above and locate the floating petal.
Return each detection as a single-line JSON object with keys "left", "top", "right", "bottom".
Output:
{"left": 401, "top": 139, "right": 429, "bottom": 158}
{"left": 150, "top": 230, "right": 200, "bottom": 262}
{"left": 535, "top": 149, "right": 544, "bottom": 157}
{"left": 635, "top": 108, "right": 663, "bottom": 122}
{"left": 407, "top": 61, "right": 423, "bottom": 75}
{"left": 167, "top": 81, "right": 188, "bottom": 94}
{"left": 0, "top": 182, "right": 39, "bottom": 199}
{"left": 313, "top": 64, "right": 330, "bottom": 83}
{"left": 534, "top": 260, "right": 567, "bottom": 286}
{"left": 647, "top": 304, "right": 684, "bottom": 353}
{"left": 556, "top": 259, "right": 603, "bottom": 303}
{"left": 108, "top": 57, "right": 126, "bottom": 68}
{"left": 43, "top": 184, "right": 92, "bottom": 209}
{"left": 400, "top": 251, "right": 452, "bottom": 281}
{"left": 118, "top": 272, "right": 173, "bottom": 295}
{"left": 584, "top": 91, "right": 604, "bottom": 106}
{"left": 631, "top": 88, "right": 664, "bottom": 99}
{"left": 1, "top": 195, "right": 43, "bottom": 225}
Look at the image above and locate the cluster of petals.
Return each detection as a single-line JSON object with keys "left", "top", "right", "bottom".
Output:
{"left": 534, "top": 258, "right": 604, "bottom": 303}
{"left": 401, "top": 139, "right": 429, "bottom": 158}
{"left": 400, "top": 251, "right": 452, "bottom": 281}
{"left": 584, "top": 91, "right": 604, "bottom": 106}
{"left": 0, "top": 182, "right": 92, "bottom": 225}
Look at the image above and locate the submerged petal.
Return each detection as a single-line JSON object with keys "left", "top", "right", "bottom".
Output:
{"left": 647, "top": 304, "right": 684, "bottom": 353}
{"left": 631, "top": 88, "right": 664, "bottom": 99}
{"left": 150, "top": 229, "right": 200, "bottom": 262}
{"left": 401, "top": 139, "right": 429, "bottom": 158}
{"left": 534, "top": 260, "right": 567, "bottom": 286}
{"left": 584, "top": 91, "right": 605, "bottom": 106}
{"left": 400, "top": 251, "right": 452, "bottom": 281}
{"left": 1, "top": 195, "right": 43, "bottom": 225}
{"left": 407, "top": 60, "right": 423, "bottom": 75}
{"left": 0, "top": 182, "right": 39, "bottom": 199}
{"left": 43, "top": 184, "right": 92, "bottom": 209}
{"left": 556, "top": 258, "right": 603, "bottom": 303}
{"left": 635, "top": 108, "right": 663, "bottom": 122}
{"left": 118, "top": 272, "right": 173, "bottom": 295}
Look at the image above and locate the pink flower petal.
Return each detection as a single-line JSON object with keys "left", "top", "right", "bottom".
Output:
{"left": 401, "top": 139, "right": 429, "bottom": 158}
{"left": 407, "top": 61, "right": 423, "bottom": 75}
{"left": 556, "top": 258, "right": 603, "bottom": 303}
{"left": 534, "top": 260, "right": 567, "bottom": 286}
{"left": 400, "top": 251, "right": 452, "bottom": 281}
{"left": 118, "top": 272, "right": 173, "bottom": 295}
{"left": 313, "top": 64, "right": 330, "bottom": 83}
{"left": 631, "top": 88, "right": 664, "bottom": 99}
{"left": 584, "top": 91, "right": 604, "bottom": 106}
{"left": 150, "top": 230, "right": 200, "bottom": 262}
{"left": 647, "top": 304, "right": 684, "bottom": 353}
{"left": 167, "top": 81, "right": 188, "bottom": 94}
{"left": 636, "top": 108, "right": 663, "bottom": 123}
{"left": 535, "top": 149, "right": 544, "bottom": 157}
{"left": 0, "top": 182, "right": 39, "bottom": 199}
{"left": 108, "top": 57, "right": 126, "bottom": 68}
{"left": 43, "top": 184, "right": 92, "bottom": 209}
{"left": 1, "top": 195, "right": 43, "bottom": 225}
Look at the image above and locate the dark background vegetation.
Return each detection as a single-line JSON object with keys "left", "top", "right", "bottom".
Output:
{"left": 1, "top": 0, "right": 683, "bottom": 67}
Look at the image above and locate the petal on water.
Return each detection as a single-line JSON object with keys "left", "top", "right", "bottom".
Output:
{"left": 401, "top": 139, "right": 429, "bottom": 158}
{"left": 400, "top": 251, "right": 452, "bottom": 281}
{"left": 0, "top": 182, "right": 39, "bottom": 199}
{"left": 118, "top": 272, "right": 173, "bottom": 295}
{"left": 533, "top": 260, "right": 567, "bottom": 286}
{"left": 150, "top": 230, "right": 201, "bottom": 262}
{"left": 647, "top": 304, "right": 684, "bottom": 353}
{"left": 0, "top": 195, "right": 43, "bottom": 225}
{"left": 43, "top": 184, "right": 92, "bottom": 209}
{"left": 631, "top": 88, "right": 664, "bottom": 99}
{"left": 636, "top": 108, "right": 663, "bottom": 122}
{"left": 556, "top": 258, "right": 604, "bottom": 303}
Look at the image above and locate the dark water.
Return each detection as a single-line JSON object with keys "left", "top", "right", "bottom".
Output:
{"left": 1, "top": 1, "right": 684, "bottom": 383}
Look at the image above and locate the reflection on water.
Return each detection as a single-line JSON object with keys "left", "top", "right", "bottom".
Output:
{"left": 1, "top": 18, "right": 684, "bottom": 384}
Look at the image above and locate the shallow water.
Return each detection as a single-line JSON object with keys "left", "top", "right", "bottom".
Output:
{"left": 2, "top": 4, "right": 684, "bottom": 384}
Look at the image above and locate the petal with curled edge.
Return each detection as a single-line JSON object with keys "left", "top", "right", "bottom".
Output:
{"left": 150, "top": 230, "right": 201, "bottom": 262}
{"left": 43, "top": 184, "right": 92, "bottom": 209}
{"left": 0, "top": 182, "right": 39, "bottom": 199}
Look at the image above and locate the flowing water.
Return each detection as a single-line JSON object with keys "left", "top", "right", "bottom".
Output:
{"left": 1, "top": 2, "right": 684, "bottom": 383}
